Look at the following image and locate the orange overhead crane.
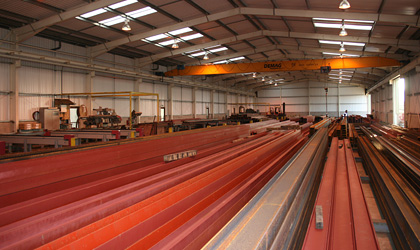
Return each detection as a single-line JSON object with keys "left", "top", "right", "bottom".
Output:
{"left": 165, "top": 57, "right": 400, "bottom": 76}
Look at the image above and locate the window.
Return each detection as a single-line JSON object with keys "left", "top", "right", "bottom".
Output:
{"left": 392, "top": 77, "right": 405, "bottom": 127}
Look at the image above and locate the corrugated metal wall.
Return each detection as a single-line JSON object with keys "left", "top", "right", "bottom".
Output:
{"left": 406, "top": 70, "right": 420, "bottom": 128}
{"left": 257, "top": 81, "right": 369, "bottom": 117}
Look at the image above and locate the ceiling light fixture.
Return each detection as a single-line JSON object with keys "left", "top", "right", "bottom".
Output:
{"left": 122, "top": 19, "right": 131, "bottom": 31}
{"left": 339, "top": 25, "right": 348, "bottom": 36}
{"left": 172, "top": 39, "right": 179, "bottom": 49}
{"left": 339, "top": 0, "right": 351, "bottom": 9}
{"left": 262, "top": 77, "right": 265, "bottom": 82}
{"left": 339, "top": 80, "right": 342, "bottom": 84}
{"left": 275, "top": 83, "right": 278, "bottom": 86}
{"left": 252, "top": 72, "right": 256, "bottom": 78}
{"left": 269, "top": 80, "right": 273, "bottom": 84}
{"left": 339, "top": 42, "right": 346, "bottom": 52}
{"left": 203, "top": 52, "right": 209, "bottom": 60}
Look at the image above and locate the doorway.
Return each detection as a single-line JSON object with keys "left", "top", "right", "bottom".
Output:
{"left": 160, "top": 106, "right": 165, "bottom": 121}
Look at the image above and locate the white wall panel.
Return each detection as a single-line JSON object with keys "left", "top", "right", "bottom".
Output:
{"left": 19, "top": 66, "right": 55, "bottom": 94}
{"left": 155, "top": 84, "right": 167, "bottom": 100}
{"left": 0, "top": 63, "right": 10, "bottom": 91}
{"left": 93, "top": 76, "right": 114, "bottom": 92}
{"left": 182, "top": 102, "right": 192, "bottom": 115}
{"left": 203, "top": 90, "right": 210, "bottom": 102}
{"left": 173, "top": 101, "right": 182, "bottom": 116}
{"left": 196, "top": 102, "right": 203, "bottom": 115}
{"left": 139, "top": 82, "right": 154, "bottom": 94}
{"left": 0, "top": 95, "right": 8, "bottom": 120}
{"left": 283, "top": 88, "right": 308, "bottom": 97}
{"left": 182, "top": 87, "right": 192, "bottom": 101}
{"left": 173, "top": 86, "right": 182, "bottom": 101}
{"left": 62, "top": 71, "right": 86, "bottom": 93}
{"left": 140, "top": 99, "right": 156, "bottom": 117}
{"left": 92, "top": 98, "right": 113, "bottom": 111}
{"left": 19, "top": 96, "right": 52, "bottom": 120}
{"left": 115, "top": 98, "right": 130, "bottom": 117}
{"left": 341, "top": 95, "right": 367, "bottom": 104}
{"left": 115, "top": 78, "right": 134, "bottom": 92}
{"left": 258, "top": 89, "right": 281, "bottom": 97}
{"left": 218, "top": 104, "right": 225, "bottom": 114}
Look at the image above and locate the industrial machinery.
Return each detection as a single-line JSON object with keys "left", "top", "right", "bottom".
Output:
{"left": 82, "top": 107, "right": 122, "bottom": 128}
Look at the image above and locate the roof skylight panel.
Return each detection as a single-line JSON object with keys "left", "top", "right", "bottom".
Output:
{"left": 98, "top": 6, "right": 157, "bottom": 26}
{"left": 127, "top": 7, "right": 157, "bottom": 18}
{"left": 157, "top": 33, "right": 203, "bottom": 46}
{"left": 213, "top": 60, "right": 228, "bottom": 64}
{"left": 209, "top": 47, "right": 228, "bottom": 53}
{"left": 319, "top": 40, "right": 365, "bottom": 46}
{"left": 80, "top": 0, "right": 139, "bottom": 19}
{"left": 182, "top": 33, "right": 204, "bottom": 41}
{"left": 229, "top": 56, "right": 245, "bottom": 61}
{"left": 108, "top": 0, "right": 138, "bottom": 9}
{"left": 168, "top": 27, "right": 193, "bottom": 36}
{"left": 80, "top": 9, "right": 107, "bottom": 18}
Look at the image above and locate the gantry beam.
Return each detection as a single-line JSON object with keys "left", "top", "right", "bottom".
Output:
{"left": 90, "top": 7, "right": 420, "bottom": 57}
{"left": 165, "top": 57, "right": 401, "bottom": 76}
{"left": 12, "top": 0, "right": 122, "bottom": 42}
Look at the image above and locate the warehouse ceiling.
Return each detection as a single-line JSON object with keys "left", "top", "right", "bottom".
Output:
{"left": 1, "top": 0, "right": 419, "bottom": 91}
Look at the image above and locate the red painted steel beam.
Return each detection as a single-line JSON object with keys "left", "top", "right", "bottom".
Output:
{"left": 302, "top": 137, "right": 339, "bottom": 250}
{"left": 148, "top": 137, "right": 307, "bottom": 250}
{"left": 0, "top": 131, "right": 273, "bottom": 226}
{"left": 303, "top": 138, "right": 379, "bottom": 250}
{"left": 0, "top": 125, "right": 250, "bottom": 197}
{"left": 2, "top": 131, "right": 288, "bottom": 249}
{"left": 37, "top": 131, "right": 303, "bottom": 250}
{"left": 344, "top": 139, "right": 379, "bottom": 250}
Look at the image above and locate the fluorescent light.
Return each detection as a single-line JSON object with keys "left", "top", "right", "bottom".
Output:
{"left": 80, "top": 9, "right": 107, "bottom": 18}
{"left": 169, "top": 27, "right": 193, "bottom": 35}
{"left": 109, "top": 0, "right": 138, "bottom": 9}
